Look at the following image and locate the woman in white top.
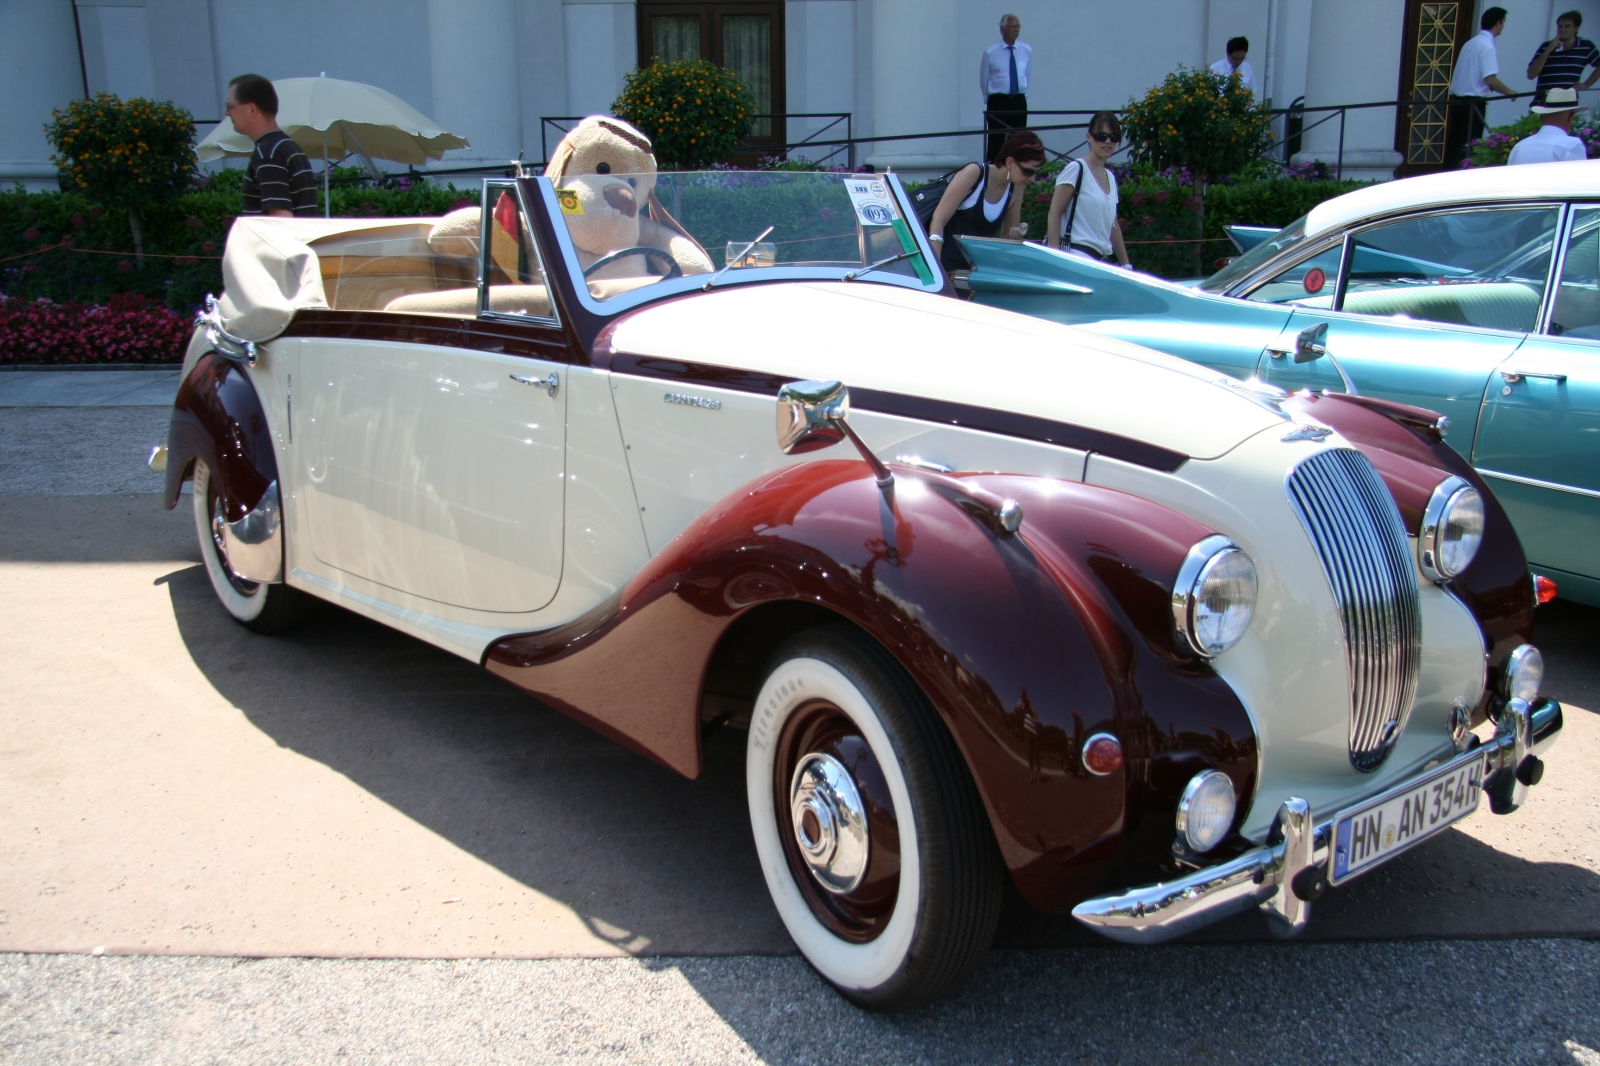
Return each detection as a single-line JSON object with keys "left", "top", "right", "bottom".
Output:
{"left": 1046, "top": 112, "right": 1131, "bottom": 267}
{"left": 926, "top": 130, "right": 1046, "bottom": 271}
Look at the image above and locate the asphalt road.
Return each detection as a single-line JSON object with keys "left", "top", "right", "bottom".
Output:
{"left": 2, "top": 396, "right": 1598, "bottom": 1065}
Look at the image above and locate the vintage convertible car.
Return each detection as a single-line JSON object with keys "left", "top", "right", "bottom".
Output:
{"left": 157, "top": 166, "right": 1562, "bottom": 1011}
{"left": 958, "top": 160, "right": 1600, "bottom": 611}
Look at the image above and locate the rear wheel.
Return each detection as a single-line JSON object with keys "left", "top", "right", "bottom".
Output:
{"left": 193, "top": 459, "right": 315, "bottom": 634}
{"left": 747, "top": 627, "right": 1002, "bottom": 1011}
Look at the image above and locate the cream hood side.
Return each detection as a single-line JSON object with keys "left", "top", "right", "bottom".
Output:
{"left": 606, "top": 282, "right": 1284, "bottom": 460}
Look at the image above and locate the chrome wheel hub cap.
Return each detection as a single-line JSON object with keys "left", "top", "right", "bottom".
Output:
{"left": 790, "top": 753, "right": 870, "bottom": 894}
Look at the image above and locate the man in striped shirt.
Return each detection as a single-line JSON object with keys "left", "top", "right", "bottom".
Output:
{"left": 226, "top": 74, "right": 318, "bottom": 217}
{"left": 1526, "top": 11, "right": 1600, "bottom": 95}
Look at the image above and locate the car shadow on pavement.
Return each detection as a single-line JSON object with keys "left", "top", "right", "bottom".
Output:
{"left": 166, "top": 559, "right": 1600, "bottom": 962}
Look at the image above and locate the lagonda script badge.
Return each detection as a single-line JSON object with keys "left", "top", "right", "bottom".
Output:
{"left": 664, "top": 391, "right": 722, "bottom": 410}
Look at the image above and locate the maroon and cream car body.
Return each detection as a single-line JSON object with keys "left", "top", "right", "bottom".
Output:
{"left": 158, "top": 169, "right": 1562, "bottom": 1010}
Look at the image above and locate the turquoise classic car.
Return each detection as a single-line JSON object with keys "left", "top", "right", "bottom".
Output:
{"left": 959, "top": 160, "right": 1600, "bottom": 608}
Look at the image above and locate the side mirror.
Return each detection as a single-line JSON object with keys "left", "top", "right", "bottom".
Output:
{"left": 1292, "top": 321, "right": 1329, "bottom": 364}
{"left": 777, "top": 379, "right": 849, "bottom": 454}
{"left": 776, "top": 379, "right": 894, "bottom": 488}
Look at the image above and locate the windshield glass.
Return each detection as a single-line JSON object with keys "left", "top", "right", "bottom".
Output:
{"left": 1199, "top": 215, "right": 1308, "bottom": 293}
{"left": 545, "top": 171, "right": 937, "bottom": 303}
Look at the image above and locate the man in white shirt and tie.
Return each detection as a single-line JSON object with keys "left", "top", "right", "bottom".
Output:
{"left": 1210, "top": 37, "right": 1260, "bottom": 96}
{"left": 981, "top": 14, "right": 1031, "bottom": 164}
{"left": 1447, "top": 6, "right": 1514, "bottom": 167}
{"left": 1508, "top": 87, "right": 1589, "bottom": 164}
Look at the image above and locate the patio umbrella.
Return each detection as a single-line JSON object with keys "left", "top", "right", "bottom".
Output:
{"left": 196, "top": 75, "right": 471, "bottom": 215}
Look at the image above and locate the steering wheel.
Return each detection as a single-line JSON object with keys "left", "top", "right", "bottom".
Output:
{"left": 582, "top": 246, "right": 683, "bottom": 280}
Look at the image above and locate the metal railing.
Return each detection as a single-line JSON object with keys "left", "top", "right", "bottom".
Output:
{"left": 540, "top": 113, "right": 852, "bottom": 168}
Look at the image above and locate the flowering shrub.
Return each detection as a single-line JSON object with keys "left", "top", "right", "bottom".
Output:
{"left": 612, "top": 60, "right": 755, "bottom": 169}
{"left": 0, "top": 293, "right": 192, "bottom": 366}
{"left": 45, "top": 94, "right": 198, "bottom": 258}
{"left": 1122, "top": 68, "right": 1273, "bottom": 185}
{"left": 1466, "top": 110, "right": 1600, "bottom": 167}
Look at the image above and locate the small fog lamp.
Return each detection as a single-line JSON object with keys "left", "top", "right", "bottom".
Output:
{"left": 1503, "top": 644, "right": 1543, "bottom": 703}
{"left": 1420, "top": 478, "right": 1484, "bottom": 582}
{"left": 1176, "top": 770, "right": 1236, "bottom": 853}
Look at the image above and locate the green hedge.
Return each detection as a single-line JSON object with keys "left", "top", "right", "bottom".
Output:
{"left": 0, "top": 168, "right": 471, "bottom": 311}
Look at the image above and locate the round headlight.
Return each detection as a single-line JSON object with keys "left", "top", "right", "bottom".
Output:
{"left": 1176, "top": 770, "right": 1237, "bottom": 854}
{"left": 1504, "top": 643, "right": 1543, "bottom": 703}
{"left": 1420, "top": 477, "right": 1483, "bottom": 582}
{"left": 1172, "top": 536, "right": 1258, "bottom": 657}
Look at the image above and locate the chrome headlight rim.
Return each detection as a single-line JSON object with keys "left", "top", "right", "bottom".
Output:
{"left": 1171, "top": 535, "right": 1257, "bottom": 658}
{"left": 1419, "top": 476, "right": 1482, "bottom": 582}
{"left": 1175, "top": 769, "right": 1238, "bottom": 854}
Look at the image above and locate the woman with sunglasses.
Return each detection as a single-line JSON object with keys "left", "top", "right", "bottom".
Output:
{"left": 926, "top": 130, "right": 1046, "bottom": 271}
{"left": 1046, "top": 112, "right": 1131, "bottom": 267}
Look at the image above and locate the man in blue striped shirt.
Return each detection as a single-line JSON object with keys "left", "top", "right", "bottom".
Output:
{"left": 1526, "top": 11, "right": 1600, "bottom": 95}
{"left": 226, "top": 74, "right": 319, "bottom": 218}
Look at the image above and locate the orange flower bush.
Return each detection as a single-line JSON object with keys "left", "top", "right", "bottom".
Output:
{"left": 45, "top": 93, "right": 197, "bottom": 259}
{"left": 612, "top": 60, "right": 754, "bottom": 169}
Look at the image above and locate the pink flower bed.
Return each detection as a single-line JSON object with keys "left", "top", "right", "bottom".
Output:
{"left": 0, "top": 293, "right": 192, "bottom": 366}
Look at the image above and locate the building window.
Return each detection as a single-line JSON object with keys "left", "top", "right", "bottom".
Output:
{"left": 636, "top": 3, "right": 786, "bottom": 152}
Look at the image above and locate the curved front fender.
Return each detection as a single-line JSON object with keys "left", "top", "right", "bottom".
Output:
{"left": 163, "top": 351, "right": 277, "bottom": 519}
{"left": 486, "top": 459, "right": 1259, "bottom": 913}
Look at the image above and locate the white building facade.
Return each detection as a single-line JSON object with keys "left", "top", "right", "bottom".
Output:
{"left": 5, "top": 0, "right": 1599, "bottom": 189}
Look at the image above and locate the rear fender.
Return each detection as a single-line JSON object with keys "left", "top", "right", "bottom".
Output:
{"left": 485, "top": 459, "right": 1259, "bottom": 912}
{"left": 163, "top": 351, "right": 277, "bottom": 519}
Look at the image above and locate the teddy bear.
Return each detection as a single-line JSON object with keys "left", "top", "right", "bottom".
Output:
{"left": 544, "top": 116, "right": 712, "bottom": 281}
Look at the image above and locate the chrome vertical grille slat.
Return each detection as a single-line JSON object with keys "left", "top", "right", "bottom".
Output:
{"left": 1286, "top": 449, "right": 1422, "bottom": 772}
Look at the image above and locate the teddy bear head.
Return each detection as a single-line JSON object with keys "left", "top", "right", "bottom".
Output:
{"left": 546, "top": 116, "right": 660, "bottom": 259}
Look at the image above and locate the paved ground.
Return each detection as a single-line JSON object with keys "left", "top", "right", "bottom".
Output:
{"left": 1, "top": 385, "right": 1597, "bottom": 1063}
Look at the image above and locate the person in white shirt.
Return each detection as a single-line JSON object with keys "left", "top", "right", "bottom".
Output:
{"left": 1209, "top": 37, "right": 1259, "bottom": 96}
{"left": 980, "top": 14, "right": 1032, "bottom": 163}
{"left": 1447, "top": 7, "right": 1515, "bottom": 167}
{"left": 1045, "top": 112, "right": 1132, "bottom": 267}
{"left": 1508, "top": 87, "right": 1589, "bottom": 164}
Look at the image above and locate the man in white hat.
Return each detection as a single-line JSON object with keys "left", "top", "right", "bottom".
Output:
{"left": 1508, "top": 87, "right": 1589, "bottom": 164}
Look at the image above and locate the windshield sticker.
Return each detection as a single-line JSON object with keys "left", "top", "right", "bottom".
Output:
{"left": 1303, "top": 266, "right": 1326, "bottom": 293}
{"left": 557, "top": 189, "right": 584, "bottom": 215}
{"left": 844, "top": 179, "right": 896, "bottom": 227}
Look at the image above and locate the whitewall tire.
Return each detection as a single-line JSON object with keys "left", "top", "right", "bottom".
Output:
{"left": 193, "top": 459, "right": 315, "bottom": 634}
{"left": 747, "top": 627, "right": 1002, "bottom": 1011}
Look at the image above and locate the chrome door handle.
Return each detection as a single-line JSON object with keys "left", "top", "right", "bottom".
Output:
{"left": 1500, "top": 370, "right": 1567, "bottom": 384}
{"left": 510, "top": 371, "right": 559, "bottom": 397}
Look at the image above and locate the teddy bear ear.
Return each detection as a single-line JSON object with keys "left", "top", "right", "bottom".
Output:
{"left": 548, "top": 137, "right": 575, "bottom": 181}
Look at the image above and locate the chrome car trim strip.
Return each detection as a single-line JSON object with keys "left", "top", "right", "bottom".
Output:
{"left": 605, "top": 352, "right": 1191, "bottom": 472}
{"left": 1071, "top": 696, "right": 1562, "bottom": 944}
{"left": 1286, "top": 448, "right": 1422, "bottom": 773}
{"left": 1477, "top": 468, "right": 1600, "bottom": 501}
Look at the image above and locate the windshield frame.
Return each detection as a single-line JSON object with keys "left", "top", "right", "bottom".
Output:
{"left": 1199, "top": 215, "right": 1308, "bottom": 294}
{"left": 535, "top": 171, "right": 946, "bottom": 319}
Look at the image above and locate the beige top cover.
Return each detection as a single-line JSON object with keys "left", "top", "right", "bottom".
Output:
{"left": 218, "top": 216, "right": 442, "bottom": 341}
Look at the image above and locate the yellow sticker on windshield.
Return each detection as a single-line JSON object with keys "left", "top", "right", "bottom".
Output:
{"left": 557, "top": 189, "right": 584, "bottom": 215}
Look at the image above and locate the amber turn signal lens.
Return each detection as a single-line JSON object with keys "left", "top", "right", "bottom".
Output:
{"left": 1534, "top": 574, "right": 1558, "bottom": 605}
{"left": 1081, "top": 733, "right": 1124, "bottom": 777}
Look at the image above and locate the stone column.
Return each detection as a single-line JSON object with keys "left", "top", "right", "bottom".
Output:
{"left": 429, "top": 0, "right": 524, "bottom": 164}
{"left": 0, "top": 3, "right": 84, "bottom": 190}
{"left": 1294, "top": 0, "right": 1404, "bottom": 181}
{"left": 864, "top": 0, "right": 966, "bottom": 178}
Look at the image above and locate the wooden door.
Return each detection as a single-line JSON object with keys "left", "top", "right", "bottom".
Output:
{"left": 1394, "top": 0, "right": 1477, "bottom": 175}
{"left": 636, "top": 1, "right": 786, "bottom": 161}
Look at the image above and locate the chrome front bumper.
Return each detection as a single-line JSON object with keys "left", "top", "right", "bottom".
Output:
{"left": 1071, "top": 696, "right": 1563, "bottom": 945}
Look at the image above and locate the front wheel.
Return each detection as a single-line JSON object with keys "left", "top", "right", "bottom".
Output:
{"left": 193, "top": 459, "right": 316, "bottom": 634}
{"left": 747, "top": 627, "right": 1002, "bottom": 1011}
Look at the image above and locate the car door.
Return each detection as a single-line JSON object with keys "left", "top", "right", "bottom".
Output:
{"left": 299, "top": 181, "right": 570, "bottom": 613}
{"left": 1472, "top": 203, "right": 1600, "bottom": 600}
{"left": 1249, "top": 204, "right": 1561, "bottom": 457}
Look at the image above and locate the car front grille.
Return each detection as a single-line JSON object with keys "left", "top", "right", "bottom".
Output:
{"left": 1286, "top": 448, "right": 1422, "bottom": 772}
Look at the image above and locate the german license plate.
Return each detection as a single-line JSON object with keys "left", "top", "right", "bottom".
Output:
{"left": 1329, "top": 758, "right": 1483, "bottom": 884}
